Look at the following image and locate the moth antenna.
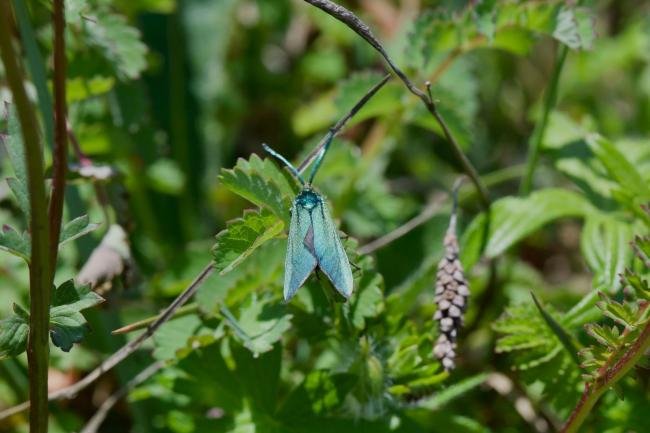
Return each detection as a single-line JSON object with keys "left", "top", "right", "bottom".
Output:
{"left": 262, "top": 143, "right": 305, "bottom": 186}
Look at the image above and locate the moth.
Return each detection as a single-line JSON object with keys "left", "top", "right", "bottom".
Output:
{"left": 263, "top": 139, "right": 353, "bottom": 302}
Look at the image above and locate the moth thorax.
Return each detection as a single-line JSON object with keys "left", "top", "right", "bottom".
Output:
{"left": 296, "top": 189, "right": 320, "bottom": 210}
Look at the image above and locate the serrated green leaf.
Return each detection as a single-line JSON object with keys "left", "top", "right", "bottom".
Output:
{"left": 59, "top": 215, "right": 100, "bottom": 247}
{"left": 597, "top": 293, "right": 639, "bottom": 329}
{"left": 581, "top": 213, "right": 633, "bottom": 293}
{"left": 462, "top": 189, "right": 592, "bottom": 269}
{"left": 219, "top": 156, "right": 293, "bottom": 222}
{"left": 212, "top": 209, "right": 284, "bottom": 275}
{"left": 0, "top": 313, "right": 29, "bottom": 359}
{"left": 584, "top": 324, "right": 619, "bottom": 349}
{"left": 586, "top": 134, "right": 650, "bottom": 198}
{"left": 152, "top": 314, "right": 203, "bottom": 361}
{"left": 6, "top": 177, "right": 29, "bottom": 220}
{"left": 0, "top": 225, "right": 31, "bottom": 262}
{"left": 622, "top": 268, "right": 650, "bottom": 300}
{"left": 349, "top": 272, "right": 384, "bottom": 330}
{"left": 49, "top": 280, "right": 104, "bottom": 352}
{"left": 84, "top": 9, "right": 148, "bottom": 80}
{"left": 222, "top": 297, "right": 292, "bottom": 355}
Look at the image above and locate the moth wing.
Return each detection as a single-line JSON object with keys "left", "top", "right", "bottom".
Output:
{"left": 284, "top": 201, "right": 317, "bottom": 301}
{"left": 312, "top": 199, "right": 354, "bottom": 299}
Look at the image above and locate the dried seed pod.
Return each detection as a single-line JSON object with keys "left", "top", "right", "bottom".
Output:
{"left": 433, "top": 179, "right": 470, "bottom": 371}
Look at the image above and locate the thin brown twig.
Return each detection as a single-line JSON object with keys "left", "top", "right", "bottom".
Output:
{"left": 297, "top": 73, "right": 391, "bottom": 173}
{"left": 0, "top": 4, "right": 51, "bottom": 432}
{"left": 79, "top": 361, "right": 164, "bottom": 433}
{"left": 0, "top": 262, "right": 215, "bottom": 421}
{"left": 302, "top": 0, "right": 490, "bottom": 209}
{"left": 359, "top": 192, "right": 448, "bottom": 255}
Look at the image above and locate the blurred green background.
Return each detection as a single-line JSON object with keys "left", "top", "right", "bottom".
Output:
{"left": 1, "top": 0, "right": 650, "bottom": 432}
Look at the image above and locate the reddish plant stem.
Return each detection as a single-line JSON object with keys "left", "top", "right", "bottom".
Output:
{"left": 49, "top": 0, "right": 67, "bottom": 270}
{"left": 561, "top": 305, "right": 650, "bottom": 433}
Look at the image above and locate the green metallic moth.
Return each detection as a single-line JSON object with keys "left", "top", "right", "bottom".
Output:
{"left": 263, "top": 138, "right": 353, "bottom": 302}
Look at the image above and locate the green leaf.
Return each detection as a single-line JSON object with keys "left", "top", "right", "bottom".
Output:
{"left": 212, "top": 209, "right": 284, "bottom": 275}
{"left": 49, "top": 280, "right": 104, "bottom": 352}
{"left": 417, "top": 373, "right": 488, "bottom": 410}
{"left": 0, "top": 310, "right": 29, "bottom": 359}
{"left": 581, "top": 213, "right": 633, "bottom": 292}
{"left": 0, "top": 225, "right": 31, "bottom": 262}
{"left": 553, "top": 6, "right": 595, "bottom": 50}
{"left": 59, "top": 215, "right": 100, "bottom": 247}
{"left": 6, "top": 177, "right": 29, "bottom": 220}
{"left": 83, "top": 8, "right": 148, "bottom": 80}
{"left": 222, "top": 297, "right": 292, "bottom": 355}
{"left": 2, "top": 106, "right": 27, "bottom": 187}
{"left": 586, "top": 134, "right": 650, "bottom": 198}
{"left": 349, "top": 271, "right": 384, "bottom": 330}
{"left": 462, "top": 189, "right": 592, "bottom": 269}
{"left": 219, "top": 155, "right": 294, "bottom": 222}
{"left": 278, "top": 370, "right": 356, "bottom": 420}
{"left": 232, "top": 343, "right": 282, "bottom": 414}
{"left": 152, "top": 314, "right": 204, "bottom": 361}
{"left": 531, "top": 292, "right": 580, "bottom": 365}
{"left": 174, "top": 341, "right": 244, "bottom": 413}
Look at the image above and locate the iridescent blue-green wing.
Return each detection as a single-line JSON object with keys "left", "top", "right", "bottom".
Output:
{"left": 312, "top": 198, "right": 354, "bottom": 299}
{"left": 284, "top": 201, "right": 317, "bottom": 301}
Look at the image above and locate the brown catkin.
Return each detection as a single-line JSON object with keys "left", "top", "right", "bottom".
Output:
{"left": 433, "top": 211, "right": 469, "bottom": 371}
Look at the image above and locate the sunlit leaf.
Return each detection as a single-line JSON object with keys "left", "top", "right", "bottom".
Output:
{"left": 212, "top": 209, "right": 284, "bottom": 275}
{"left": 462, "top": 189, "right": 592, "bottom": 269}
{"left": 49, "top": 280, "right": 105, "bottom": 352}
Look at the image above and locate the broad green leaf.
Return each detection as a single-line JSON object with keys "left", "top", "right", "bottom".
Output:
{"left": 174, "top": 342, "right": 243, "bottom": 412}
{"left": 59, "top": 215, "right": 100, "bottom": 247}
{"left": 0, "top": 306, "right": 29, "bottom": 359}
{"left": 581, "top": 213, "right": 633, "bottom": 292}
{"left": 212, "top": 209, "right": 284, "bottom": 275}
{"left": 462, "top": 189, "right": 592, "bottom": 269}
{"left": 232, "top": 343, "right": 281, "bottom": 414}
{"left": 0, "top": 225, "right": 31, "bottom": 262}
{"left": 349, "top": 272, "right": 384, "bottom": 330}
{"left": 586, "top": 134, "right": 650, "bottom": 198}
{"left": 219, "top": 156, "right": 294, "bottom": 222}
{"left": 49, "top": 308, "right": 90, "bottom": 352}
{"left": 222, "top": 297, "right": 291, "bottom": 355}
{"left": 278, "top": 370, "right": 356, "bottom": 420}
{"left": 152, "top": 314, "right": 203, "bottom": 361}
{"left": 49, "top": 280, "right": 104, "bottom": 352}
{"left": 6, "top": 177, "right": 29, "bottom": 220}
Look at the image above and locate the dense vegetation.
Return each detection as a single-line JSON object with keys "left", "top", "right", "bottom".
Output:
{"left": 0, "top": 1, "right": 649, "bottom": 432}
